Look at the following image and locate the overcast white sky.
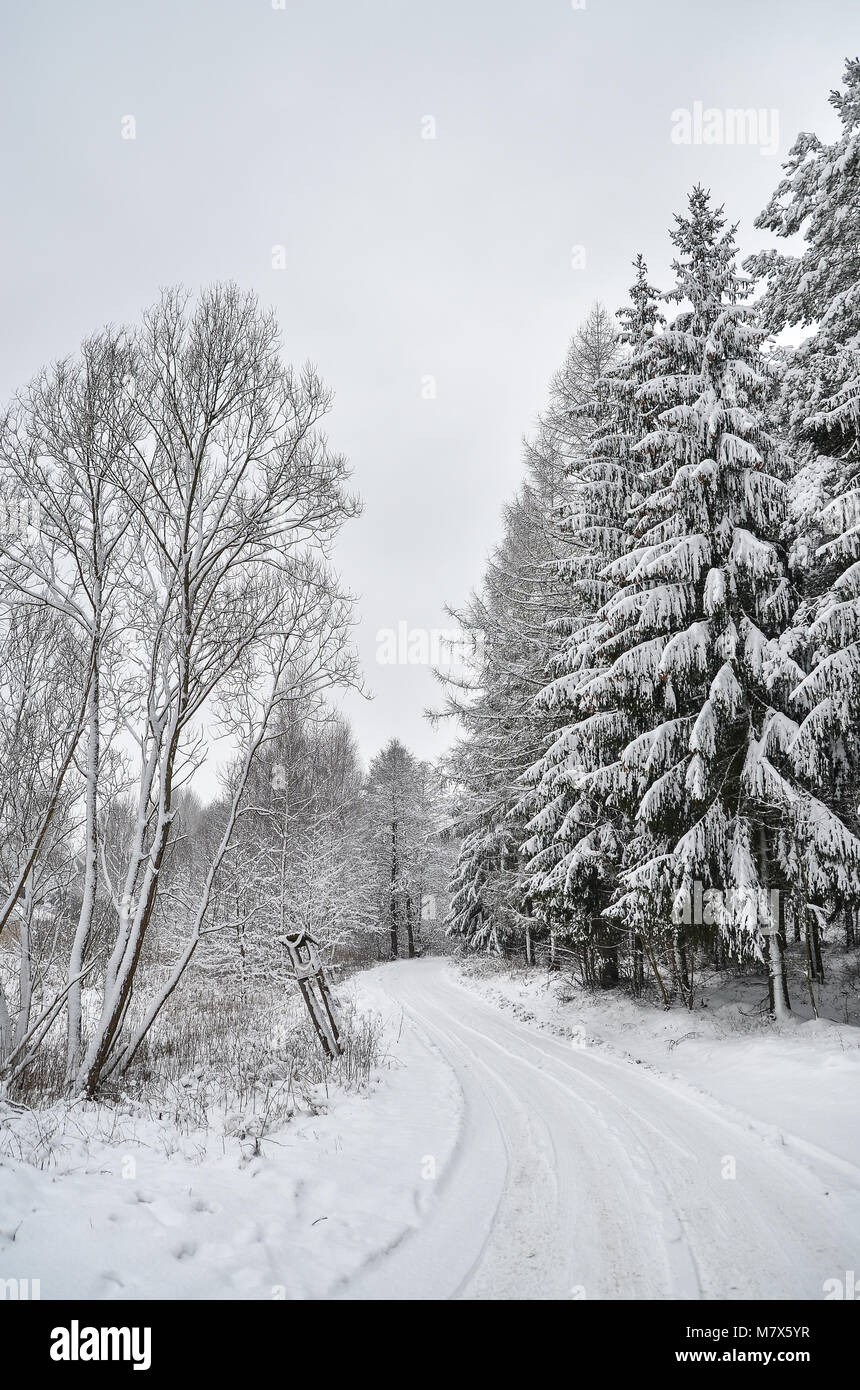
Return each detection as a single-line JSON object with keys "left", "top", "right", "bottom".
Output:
{"left": 1, "top": 0, "right": 856, "bottom": 771}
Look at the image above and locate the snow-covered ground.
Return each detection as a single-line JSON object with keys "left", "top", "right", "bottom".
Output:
{"left": 1, "top": 957, "right": 858, "bottom": 1299}
{"left": 454, "top": 955, "right": 860, "bottom": 1170}
{"left": 0, "top": 972, "right": 460, "bottom": 1300}
{"left": 343, "top": 959, "right": 860, "bottom": 1299}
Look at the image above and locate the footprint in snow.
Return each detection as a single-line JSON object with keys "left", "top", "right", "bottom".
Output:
{"left": 189, "top": 1195, "right": 218, "bottom": 1214}
{"left": 170, "top": 1240, "right": 197, "bottom": 1261}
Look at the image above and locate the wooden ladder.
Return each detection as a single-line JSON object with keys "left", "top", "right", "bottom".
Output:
{"left": 279, "top": 930, "right": 345, "bottom": 1058}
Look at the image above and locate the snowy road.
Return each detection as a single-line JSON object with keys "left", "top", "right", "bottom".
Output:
{"left": 341, "top": 959, "right": 860, "bottom": 1301}
{"left": 3, "top": 958, "right": 857, "bottom": 1301}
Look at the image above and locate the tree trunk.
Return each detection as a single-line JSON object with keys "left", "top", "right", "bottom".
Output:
{"left": 0, "top": 979, "right": 11, "bottom": 1067}
{"left": 812, "top": 916, "right": 824, "bottom": 981}
{"left": 66, "top": 652, "right": 100, "bottom": 1082}
{"left": 14, "top": 876, "right": 34, "bottom": 1048}
{"left": 389, "top": 819, "right": 399, "bottom": 959}
{"left": 765, "top": 886, "right": 791, "bottom": 1019}
{"left": 405, "top": 893, "right": 415, "bottom": 958}
{"left": 632, "top": 933, "right": 644, "bottom": 995}
{"left": 767, "top": 926, "right": 791, "bottom": 1020}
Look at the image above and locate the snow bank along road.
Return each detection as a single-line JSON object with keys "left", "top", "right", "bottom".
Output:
{"left": 341, "top": 959, "right": 860, "bottom": 1300}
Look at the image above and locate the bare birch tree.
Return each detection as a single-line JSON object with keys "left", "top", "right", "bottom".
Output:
{"left": 0, "top": 331, "right": 138, "bottom": 1079}
{"left": 74, "top": 284, "right": 360, "bottom": 1094}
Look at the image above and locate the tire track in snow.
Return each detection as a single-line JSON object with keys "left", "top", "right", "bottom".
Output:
{"left": 339, "top": 959, "right": 860, "bottom": 1300}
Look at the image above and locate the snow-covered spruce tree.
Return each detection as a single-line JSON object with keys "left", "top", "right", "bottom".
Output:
{"left": 520, "top": 258, "right": 665, "bottom": 989}
{"left": 362, "top": 739, "right": 444, "bottom": 959}
{"left": 747, "top": 59, "right": 860, "bottom": 952}
{"left": 446, "top": 822, "right": 522, "bottom": 956}
{"left": 443, "top": 307, "right": 619, "bottom": 961}
{"left": 574, "top": 187, "right": 860, "bottom": 1014}
{"left": 747, "top": 58, "right": 860, "bottom": 469}
{"left": 442, "top": 488, "right": 564, "bottom": 960}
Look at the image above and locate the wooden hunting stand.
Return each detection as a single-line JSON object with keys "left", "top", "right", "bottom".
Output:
{"left": 279, "top": 930, "right": 345, "bottom": 1058}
